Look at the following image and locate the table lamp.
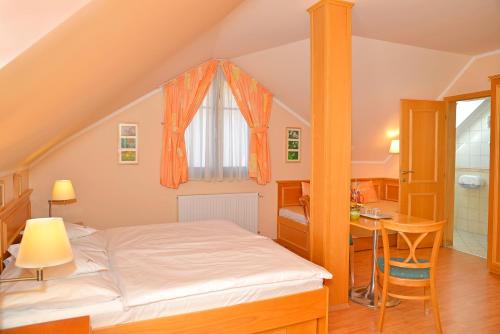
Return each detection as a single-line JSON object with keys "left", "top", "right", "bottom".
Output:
{"left": 389, "top": 139, "right": 400, "bottom": 154}
{"left": 0, "top": 217, "right": 73, "bottom": 283}
{"left": 49, "top": 180, "right": 76, "bottom": 217}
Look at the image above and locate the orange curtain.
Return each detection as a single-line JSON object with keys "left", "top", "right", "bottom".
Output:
{"left": 221, "top": 61, "right": 273, "bottom": 184}
{"left": 160, "top": 59, "right": 218, "bottom": 188}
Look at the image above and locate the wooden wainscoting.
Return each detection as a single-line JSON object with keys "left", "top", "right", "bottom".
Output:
{"left": 351, "top": 177, "right": 400, "bottom": 202}
{"left": 276, "top": 179, "right": 399, "bottom": 255}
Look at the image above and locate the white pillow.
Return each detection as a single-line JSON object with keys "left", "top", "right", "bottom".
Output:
{"left": 5, "top": 241, "right": 109, "bottom": 280}
{"left": 71, "top": 231, "right": 107, "bottom": 252}
{"left": 65, "top": 222, "right": 97, "bottom": 240}
{"left": 0, "top": 269, "right": 120, "bottom": 312}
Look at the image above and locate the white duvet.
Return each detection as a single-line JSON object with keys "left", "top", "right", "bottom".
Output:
{"left": 105, "top": 220, "right": 331, "bottom": 308}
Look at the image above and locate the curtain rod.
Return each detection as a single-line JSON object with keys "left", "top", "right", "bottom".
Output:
{"left": 159, "top": 58, "right": 226, "bottom": 87}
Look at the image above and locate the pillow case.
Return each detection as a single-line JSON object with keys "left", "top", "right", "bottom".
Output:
{"left": 71, "top": 231, "right": 107, "bottom": 252}
{"left": 301, "top": 181, "right": 310, "bottom": 196}
{"left": 352, "top": 181, "right": 378, "bottom": 203}
{"left": 0, "top": 268, "right": 120, "bottom": 312}
{"left": 5, "top": 235, "right": 109, "bottom": 280}
{"left": 65, "top": 222, "right": 97, "bottom": 240}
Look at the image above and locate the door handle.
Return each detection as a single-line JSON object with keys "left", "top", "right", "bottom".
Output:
{"left": 401, "top": 170, "right": 415, "bottom": 175}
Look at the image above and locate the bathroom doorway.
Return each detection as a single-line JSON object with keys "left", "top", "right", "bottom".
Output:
{"left": 453, "top": 96, "right": 491, "bottom": 258}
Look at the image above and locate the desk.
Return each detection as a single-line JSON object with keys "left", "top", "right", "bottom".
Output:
{"left": 349, "top": 213, "right": 431, "bottom": 307}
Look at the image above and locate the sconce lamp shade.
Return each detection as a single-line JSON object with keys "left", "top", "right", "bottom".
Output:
{"left": 51, "top": 180, "right": 76, "bottom": 201}
{"left": 16, "top": 218, "right": 73, "bottom": 269}
{"left": 389, "top": 139, "right": 400, "bottom": 154}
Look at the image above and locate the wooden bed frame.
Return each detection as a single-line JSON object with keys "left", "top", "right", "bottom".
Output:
{"left": 1, "top": 189, "right": 329, "bottom": 334}
{"left": 0, "top": 189, "right": 32, "bottom": 272}
{"left": 276, "top": 178, "right": 400, "bottom": 258}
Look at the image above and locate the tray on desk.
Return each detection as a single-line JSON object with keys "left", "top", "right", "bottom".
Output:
{"left": 360, "top": 213, "right": 393, "bottom": 220}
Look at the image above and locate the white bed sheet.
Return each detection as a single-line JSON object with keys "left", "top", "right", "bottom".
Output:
{"left": 1, "top": 220, "right": 331, "bottom": 330}
{"left": 1, "top": 278, "right": 323, "bottom": 330}
{"left": 279, "top": 206, "right": 307, "bottom": 225}
{"left": 105, "top": 220, "right": 330, "bottom": 308}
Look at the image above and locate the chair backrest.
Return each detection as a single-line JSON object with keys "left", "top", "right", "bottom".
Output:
{"left": 380, "top": 220, "right": 445, "bottom": 272}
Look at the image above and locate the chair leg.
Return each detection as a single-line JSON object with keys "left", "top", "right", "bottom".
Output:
{"left": 430, "top": 279, "right": 443, "bottom": 334}
{"left": 377, "top": 277, "right": 388, "bottom": 333}
{"left": 349, "top": 245, "right": 355, "bottom": 290}
{"left": 424, "top": 286, "right": 430, "bottom": 315}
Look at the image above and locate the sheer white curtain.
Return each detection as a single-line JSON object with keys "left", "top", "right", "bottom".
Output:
{"left": 185, "top": 66, "right": 249, "bottom": 181}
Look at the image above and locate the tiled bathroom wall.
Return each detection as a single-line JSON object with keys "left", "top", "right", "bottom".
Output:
{"left": 454, "top": 100, "right": 490, "bottom": 236}
{"left": 454, "top": 170, "right": 489, "bottom": 235}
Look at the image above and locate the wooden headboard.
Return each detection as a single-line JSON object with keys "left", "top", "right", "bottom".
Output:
{"left": 277, "top": 180, "right": 309, "bottom": 209}
{"left": 0, "top": 189, "right": 32, "bottom": 271}
{"left": 277, "top": 178, "right": 399, "bottom": 211}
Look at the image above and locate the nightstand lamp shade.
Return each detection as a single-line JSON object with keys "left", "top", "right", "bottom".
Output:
{"left": 16, "top": 217, "right": 73, "bottom": 269}
{"left": 389, "top": 139, "right": 400, "bottom": 154}
{"left": 49, "top": 180, "right": 76, "bottom": 217}
{"left": 52, "top": 180, "right": 76, "bottom": 201}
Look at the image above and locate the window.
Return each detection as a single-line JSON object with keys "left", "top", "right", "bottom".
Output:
{"left": 185, "top": 67, "right": 249, "bottom": 181}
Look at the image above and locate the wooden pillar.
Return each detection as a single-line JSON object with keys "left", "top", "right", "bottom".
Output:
{"left": 308, "top": 0, "right": 353, "bottom": 306}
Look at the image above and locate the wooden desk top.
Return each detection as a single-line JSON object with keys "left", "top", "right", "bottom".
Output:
{"left": 350, "top": 212, "right": 432, "bottom": 231}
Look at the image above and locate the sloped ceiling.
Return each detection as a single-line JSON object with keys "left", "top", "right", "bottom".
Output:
{"left": 0, "top": 0, "right": 244, "bottom": 172}
{"left": 351, "top": 0, "right": 500, "bottom": 55}
{"left": 0, "top": 0, "right": 91, "bottom": 68}
{"left": 231, "top": 37, "right": 470, "bottom": 161}
{"left": 2, "top": 0, "right": 500, "bottom": 173}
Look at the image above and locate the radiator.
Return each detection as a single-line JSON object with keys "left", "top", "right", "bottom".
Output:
{"left": 177, "top": 192, "right": 259, "bottom": 233}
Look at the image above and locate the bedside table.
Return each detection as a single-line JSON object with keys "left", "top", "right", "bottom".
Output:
{"left": 1, "top": 316, "right": 90, "bottom": 334}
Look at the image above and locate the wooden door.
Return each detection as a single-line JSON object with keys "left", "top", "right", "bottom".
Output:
{"left": 489, "top": 75, "right": 500, "bottom": 274}
{"left": 399, "top": 100, "right": 446, "bottom": 248}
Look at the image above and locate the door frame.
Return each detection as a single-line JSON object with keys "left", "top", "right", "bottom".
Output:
{"left": 443, "top": 90, "right": 491, "bottom": 247}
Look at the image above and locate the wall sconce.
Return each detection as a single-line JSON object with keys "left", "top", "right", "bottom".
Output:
{"left": 389, "top": 139, "right": 400, "bottom": 154}
{"left": 49, "top": 180, "right": 77, "bottom": 217}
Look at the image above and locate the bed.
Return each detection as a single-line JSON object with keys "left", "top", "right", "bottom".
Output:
{"left": 276, "top": 178, "right": 400, "bottom": 259}
{"left": 0, "top": 190, "right": 331, "bottom": 334}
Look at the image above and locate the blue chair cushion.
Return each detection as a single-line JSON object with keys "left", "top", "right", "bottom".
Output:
{"left": 377, "top": 256, "right": 430, "bottom": 279}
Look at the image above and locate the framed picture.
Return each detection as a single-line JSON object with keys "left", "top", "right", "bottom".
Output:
{"left": 118, "top": 123, "right": 138, "bottom": 164}
{"left": 0, "top": 181, "right": 4, "bottom": 208}
{"left": 286, "top": 127, "right": 301, "bottom": 162}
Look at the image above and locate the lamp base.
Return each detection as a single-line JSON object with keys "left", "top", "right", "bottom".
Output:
{"left": 0, "top": 268, "right": 43, "bottom": 284}
{"left": 48, "top": 199, "right": 77, "bottom": 217}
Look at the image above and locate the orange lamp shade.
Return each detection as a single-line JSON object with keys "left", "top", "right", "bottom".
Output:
{"left": 51, "top": 180, "right": 76, "bottom": 201}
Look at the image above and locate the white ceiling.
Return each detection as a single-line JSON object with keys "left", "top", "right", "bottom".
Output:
{"left": 352, "top": 0, "right": 500, "bottom": 55}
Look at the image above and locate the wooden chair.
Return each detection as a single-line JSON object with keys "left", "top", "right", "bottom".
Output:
{"left": 377, "top": 220, "right": 445, "bottom": 334}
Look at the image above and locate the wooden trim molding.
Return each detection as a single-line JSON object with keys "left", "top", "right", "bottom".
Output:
{"left": 443, "top": 90, "right": 491, "bottom": 246}
{"left": 444, "top": 90, "right": 491, "bottom": 102}
{"left": 488, "top": 75, "right": 500, "bottom": 274}
{"left": 309, "top": 0, "right": 353, "bottom": 306}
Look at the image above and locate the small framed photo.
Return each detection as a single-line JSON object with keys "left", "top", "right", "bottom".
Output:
{"left": 0, "top": 181, "right": 4, "bottom": 208}
{"left": 118, "top": 123, "right": 138, "bottom": 164}
{"left": 286, "top": 127, "right": 301, "bottom": 163}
